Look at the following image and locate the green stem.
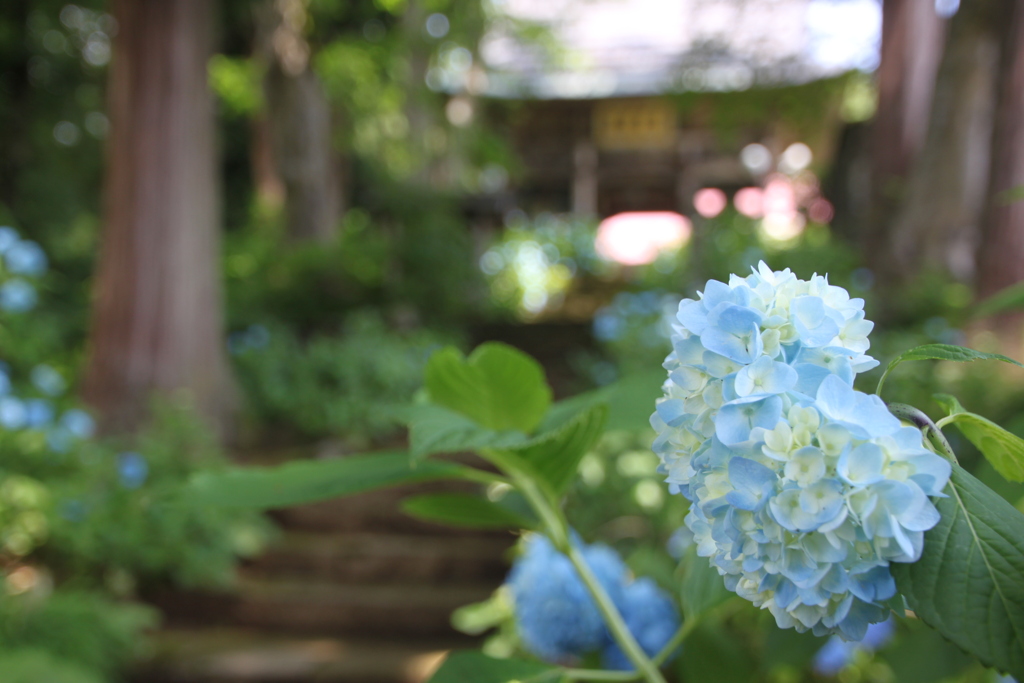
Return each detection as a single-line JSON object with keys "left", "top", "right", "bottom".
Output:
{"left": 480, "top": 449, "right": 666, "bottom": 683}
{"left": 567, "top": 545, "right": 668, "bottom": 683}
{"left": 651, "top": 616, "right": 696, "bottom": 666}
{"left": 561, "top": 669, "right": 639, "bottom": 682}
{"left": 886, "top": 403, "right": 959, "bottom": 464}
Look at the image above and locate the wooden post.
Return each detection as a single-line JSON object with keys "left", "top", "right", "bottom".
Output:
{"left": 572, "top": 139, "right": 598, "bottom": 217}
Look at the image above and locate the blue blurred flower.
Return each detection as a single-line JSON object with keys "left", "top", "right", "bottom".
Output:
{"left": 0, "top": 279, "right": 37, "bottom": 312}
{"left": 813, "top": 617, "right": 895, "bottom": 674}
{"left": 30, "top": 364, "right": 66, "bottom": 396}
{"left": 652, "top": 263, "right": 949, "bottom": 639}
{"left": 24, "top": 399, "right": 54, "bottom": 428}
{"left": 0, "top": 226, "right": 19, "bottom": 253}
{"left": 507, "top": 534, "right": 616, "bottom": 663}
{"left": 4, "top": 240, "right": 47, "bottom": 275}
{"left": 61, "top": 409, "right": 96, "bottom": 439}
{"left": 0, "top": 396, "right": 27, "bottom": 429}
{"left": 117, "top": 452, "right": 149, "bottom": 489}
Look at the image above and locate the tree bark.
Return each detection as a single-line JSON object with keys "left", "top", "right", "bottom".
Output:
{"left": 83, "top": 0, "right": 233, "bottom": 436}
{"left": 976, "top": 1, "right": 1024, "bottom": 339}
{"left": 861, "top": 0, "right": 945, "bottom": 268}
{"left": 257, "top": 0, "right": 341, "bottom": 243}
{"left": 880, "top": 0, "right": 1005, "bottom": 285}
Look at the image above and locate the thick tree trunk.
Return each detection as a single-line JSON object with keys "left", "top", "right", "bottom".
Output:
{"left": 865, "top": 0, "right": 944, "bottom": 247}
{"left": 881, "top": 0, "right": 1004, "bottom": 284}
{"left": 258, "top": 0, "right": 341, "bottom": 243}
{"left": 976, "top": 1, "right": 1024, "bottom": 340}
{"left": 83, "top": 0, "right": 233, "bottom": 436}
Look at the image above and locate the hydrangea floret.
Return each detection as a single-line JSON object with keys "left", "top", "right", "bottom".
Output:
{"left": 651, "top": 262, "right": 951, "bottom": 640}
{"left": 507, "top": 533, "right": 680, "bottom": 668}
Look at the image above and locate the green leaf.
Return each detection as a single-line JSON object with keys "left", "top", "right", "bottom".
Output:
{"left": 891, "top": 464, "right": 1024, "bottom": 679}
{"left": 877, "top": 344, "right": 1024, "bottom": 396}
{"left": 401, "top": 493, "right": 535, "bottom": 530}
{"left": 943, "top": 411, "right": 1024, "bottom": 483}
{"left": 933, "top": 393, "right": 967, "bottom": 416}
{"left": 185, "top": 451, "right": 475, "bottom": 509}
{"left": 975, "top": 280, "right": 1024, "bottom": 318}
{"left": 451, "top": 590, "right": 513, "bottom": 636}
{"left": 501, "top": 404, "right": 608, "bottom": 496}
{"left": 424, "top": 343, "right": 552, "bottom": 433}
{"left": 408, "top": 404, "right": 531, "bottom": 460}
{"left": 679, "top": 547, "right": 733, "bottom": 622}
{"left": 677, "top": 622, "right": 756, "bottom": 683}
{"left": 426, "top": 651, "right": 554, "bottom": 683}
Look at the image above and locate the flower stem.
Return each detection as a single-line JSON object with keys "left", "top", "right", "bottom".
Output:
{"left": 566, "top": 545, "right": 668, "bottom": 683}
{"left": 886, "top": 403, "right": 959, "bottom": 464}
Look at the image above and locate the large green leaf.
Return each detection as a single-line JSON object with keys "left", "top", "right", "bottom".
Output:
{"left": 424, "top": 343, "right": 552, "bottom": 433}
{"left": 677, "top": 622, "right": 756, "bottom": 683}
{"left": 891, "top": 464, "right": 1024, "bottom": 679}
{"left": 935, "top": 397, "right": 1024, "bottom": 483}
{"left": 501, "top": 404, "right": 608, "bottom": 496}
{"left": 679, "top": 547, "right": 733, "bottom": 622}
{"left": 877, "top": 344, "right": 1023, "bottom": 396}
{"left": 408, "top": 404, "right": 531, "bottom": 460}
{"left": 185, "top": 451, "right": 475, "bottom": 509}
{"left": 401, "top": 493, "right": 535, "bottom": 530}
{"left": 426, "top": 651, "right": 554, "bottom": 683}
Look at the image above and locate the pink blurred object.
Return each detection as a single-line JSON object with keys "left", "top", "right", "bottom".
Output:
{"left": 595, "top": 211, "right": 692, "bottom": 265}
{"left": 693, "top": 188, "right": 727, "bottom": 218}
{"left": 734, "top": 187, "right": 764, "bottom": 218}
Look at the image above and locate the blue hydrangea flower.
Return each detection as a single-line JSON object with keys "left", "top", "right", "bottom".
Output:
{"left": 30, "top": 364, "right": 66, "bottom": 396}
{"left": 813, "top": 617, "right": 895, "bottom": 674}
{"left": 60, "top": 409, "right": 96, "bottom": 439}
{"left": 507, "top": 534, "right": 682, "bottom": 667}
{"left": 652, "top": 263, "right": 950, "bottom": 640}
{"left": 117, "top": 452, "right": 149, "bottom": 489}
{"left": 4, "top": 240, "right": 47, "bottom": 276}
{"left": 0, "top": 227, "right": 19, "bottom": 253}
{"left": 507, "top": 534, "right": 623, "bottom": 663}
{"left": 601, "top": 578, "right": 681, "bottom": 671}
{"left": 0, "top": 279, "right": 37, "bottom": 312}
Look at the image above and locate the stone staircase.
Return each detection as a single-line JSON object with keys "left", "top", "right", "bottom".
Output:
{"left": 133, "top": 450, "right": 515, "bottom": 683}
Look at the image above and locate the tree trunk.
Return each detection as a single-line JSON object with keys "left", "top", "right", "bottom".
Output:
{"left": 976, "top": 1, "right": 1024, "bottom": 340}
{"left": 83, "top": 0, "right": 233, "bottom": 437}
{"left": 881, "top": 0, "right": 1004, "bottom": 284}
{"left": 862, "top": 0, "right": 944, "bottom": 257}
{"left": 257, "top": 0, "right": 341, "bottom": 243}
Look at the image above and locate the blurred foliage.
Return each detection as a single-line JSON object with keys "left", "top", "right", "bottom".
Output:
{"left": 231, "top": 311, "right": 453, "bottom": 442}
{"left": 0, "top": 591, "right": 156, "bottom": 679}
{"left": 226, "top": 179, "right": 482, "bottom": 333}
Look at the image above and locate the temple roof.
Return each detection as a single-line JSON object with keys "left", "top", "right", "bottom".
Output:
{"left": 474, "top": 0, "right": 880, "bottom": 99}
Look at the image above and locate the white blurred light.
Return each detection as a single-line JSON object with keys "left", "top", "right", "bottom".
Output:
{"left": 761, "top": 213, "right": 806, "bottom": 241}
{"left": 445, "top": 97, "right": 474, "bottom": 127}
{"left": 426, "top": 13, "right": 450, "bottom": 39}
{"left": 693, "top": 188, "right": 727, "bottom": 218}
{"left": 740, "top": 143, "right": 772, "bottom": 175}
{"left": 53, "top": 121, "right": 80, "bottom": 146}
{"left": 779, "top": 142, "right": 813, "bottom": 173}
{"left": 595, "top": 212, "right": 691, "bottom": 266}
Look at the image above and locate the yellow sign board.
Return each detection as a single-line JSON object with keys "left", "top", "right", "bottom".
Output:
{"left": 593, "top": 99, "right": 676, "bottom": 150}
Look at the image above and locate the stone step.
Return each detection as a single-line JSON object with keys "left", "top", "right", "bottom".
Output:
{"left": 153, "top": 579, "right": 498, "bottom": 639}
{"left": 133, "top": 627, "right": 460, "bottom": 683}
{"left": 268, "top": 481, "right": 502, "bottom": 536}
{"left": 243, "top": 533, "right": 514, "bottom": 585}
